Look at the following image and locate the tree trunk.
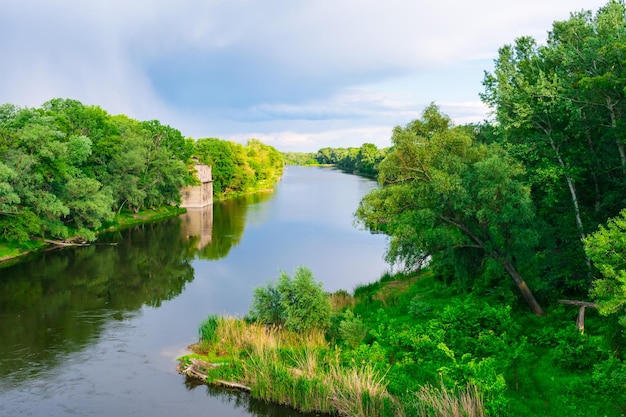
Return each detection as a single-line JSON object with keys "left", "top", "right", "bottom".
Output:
{"left": 545, "top": 133, "right": 592, "bottom": 272}
{"left": 501, "top": 258, "right": 545, "bottom": 316}
{"left": 606, "top": 97, "right": 626, "bottom": 169}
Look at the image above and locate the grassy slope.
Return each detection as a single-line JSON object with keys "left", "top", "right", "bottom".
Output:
{"left": 352, "top": 272, "right": 623, "bottom": 417}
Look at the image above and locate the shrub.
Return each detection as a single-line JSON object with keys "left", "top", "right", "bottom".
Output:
{"left": 408, "top": 296, "right": 433, "bottom": 318}
{"left": 338, "top": 310, "right": 369, "bottom": 348}
{"left": 249, "top": 266, "right": 332, "bottom": 333}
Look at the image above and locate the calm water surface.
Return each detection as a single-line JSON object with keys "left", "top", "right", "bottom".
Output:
{"left": 0, "top": 166, "right": 388, "bottom": 417}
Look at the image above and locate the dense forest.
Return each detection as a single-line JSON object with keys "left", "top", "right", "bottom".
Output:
{"left": 186, "top": 2, "right": 626, "bottom": 416}
{"left": 0, "top": 99, "right": 284, "bottom": 248}
{"left": 283, "top": 143, "right": 387, "bottom": 177}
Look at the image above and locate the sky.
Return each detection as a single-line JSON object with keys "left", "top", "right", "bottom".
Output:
{"left": 0, "top": 0, "right": 611, "bottom": 152}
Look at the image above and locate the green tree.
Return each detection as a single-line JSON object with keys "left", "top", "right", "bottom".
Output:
{"left": 482, "top": 1, "right": 626, "bottom": 294}
{"left": 584, "top": 209, "right": 626, "bottom": 326}
{"left": 356, "top": 104, "right": 545, "bottom": 315}
{"left": 194, "top": 138, "right": 237, "bottom": 196}
{"left": 249, "top": 266, "right": 332, "bottom": 332}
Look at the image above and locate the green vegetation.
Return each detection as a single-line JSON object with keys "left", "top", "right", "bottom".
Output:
{"left": 249, "top": 266, "right": 332, "bottom": 333}
{"left": 186, "top": 2, "right": 626, "bottom": 415}
{"left": 315, "top": 144, "right": 387, "bottom": 178}
{"left": 283, "top": 151, "right": 318, "bottom": 166}
{"left": 195, "top": 137, "right": 283, "bottom": 199}
{"left": 184, "top": 268, "right": 623, "bottom": 416}
{"left": 283, "top": 143, "right": 388, "bottom": 178}
{"left": 0, "top": 98, "right": 284, "bottom": 262}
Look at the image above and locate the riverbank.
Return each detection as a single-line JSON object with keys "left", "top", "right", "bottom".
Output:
{"left": 0, "top": 206, "right": 186, "bottom": 267}
{"left": 181, "top": 270, "right": 625, "bottom": 417}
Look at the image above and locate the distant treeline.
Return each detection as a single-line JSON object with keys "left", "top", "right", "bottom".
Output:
{"left": 0, "top": 98, "right": 283, "bottom": 244}
{"left": 283, "top": 143, "right": 387, "bottom": 178}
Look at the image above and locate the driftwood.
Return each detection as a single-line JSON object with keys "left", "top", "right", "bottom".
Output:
{"left": 44, "top": 239, "right": 90, "bottom": 247}
{"left": 177, "top": 358, "right": 250, "bottom": 392}
{"left": 558, "top": 299, "right": 598, "bottom": 334}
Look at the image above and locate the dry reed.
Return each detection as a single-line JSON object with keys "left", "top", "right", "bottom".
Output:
{"left": 411, "top": 382, "right": 485, "bottom": 417}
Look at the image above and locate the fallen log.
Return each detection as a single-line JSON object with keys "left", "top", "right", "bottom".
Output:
{"left": 177, "top": 358, "right": 250, "bottom": 392}
{"left": 44, "top": 239, "right": 90, "bottom": 247}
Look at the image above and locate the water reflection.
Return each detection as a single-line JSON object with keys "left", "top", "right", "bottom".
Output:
{"left": 0, "top": 167, "right": 388, "bottom": 417}
{"left": 199, "top": 383, "right": 327, "bottom": 417}
{"left": 0, "top": 220, "right": 196, "bottom": 384}
{"left": 196, "top": 192, "right": 273, "bottom": 260}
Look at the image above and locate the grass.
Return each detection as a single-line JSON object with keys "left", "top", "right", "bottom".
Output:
{"left": 407, "top": 382, "right": 485, "bottom": 417}
{"left": 185, "top": 268, "right": 625, "bottom": 417}
{"left": 183, "top": 313, "right": 486, "bottom": 417}
{"left": 182, "top": 316, "right": 402, "bottom": 416}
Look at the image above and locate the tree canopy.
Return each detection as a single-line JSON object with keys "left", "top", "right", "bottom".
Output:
{"left": 356, "top": 104, "right": 544, "bottom": 315}
{"left": 0, "top": 99, "right": 283, "bottom": 245}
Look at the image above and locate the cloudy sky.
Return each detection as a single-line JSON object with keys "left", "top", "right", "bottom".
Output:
{"left": 0, "top": 1, "right": 610, "bottom": 152}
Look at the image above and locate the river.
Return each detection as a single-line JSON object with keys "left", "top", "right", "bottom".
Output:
{"left": 0, "top": 166, "right": 388, "bottom": 416}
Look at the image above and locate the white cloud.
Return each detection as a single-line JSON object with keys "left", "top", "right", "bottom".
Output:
{"left": 0, "top": 0, "right": 611, "bottom": 150}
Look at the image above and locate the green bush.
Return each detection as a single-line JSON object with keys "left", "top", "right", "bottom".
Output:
{"left": 338, "top": 310, "right": 369, "bottom": 348}
{"left": 552, "top": 326, "right": 610, "bottom": 371}
{"left": 407, "top": 296, "right": 433, "bottom": 318}
{"left": 249, "top": 266, "right": 331, "bottom": 333}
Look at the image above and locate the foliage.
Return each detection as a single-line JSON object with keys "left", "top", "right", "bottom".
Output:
{"left": 0, "top": 99, "right": 193, "bottom": 243}
{"left": 356, "top": 104, "right": 544, "bottom": 315}
{"left": 482, "top": 0, "right": 626, "bottom": 296}
{"left": 194, "top": 137, "right": 283, "bottom": 198}
{"left": 584, "top": 209, "right": 626, "bottom": 326}
{"left": 0, "top": 98, "right": 283, "bottom": 250}
{"left": 249, "top": 266, "right": 332, "bottom": 333}
{"left": 338, "top": 309, "right": 369, "bottom": 348}
{"left": 282, "top": 151, "right": 317, "bottom": 165}
{"left": 315, "top": 143, "right": 387, "bottom": 177}
{"left": 199, "top": 314, "right": 220, "bottom": 343}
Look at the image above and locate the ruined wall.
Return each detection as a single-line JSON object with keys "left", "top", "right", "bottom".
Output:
{"left": 180, "top": 165, "right": 213, "bottom": 208}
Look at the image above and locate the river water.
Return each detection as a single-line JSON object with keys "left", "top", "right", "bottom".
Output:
{"left": 0, "top": 166, "right": 389, "bottom": 417}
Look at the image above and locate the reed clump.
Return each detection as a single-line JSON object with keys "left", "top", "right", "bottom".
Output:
{"left": 188, "top": 316, "right": 406, "bottom": 416}
{"left": 406, "top": 382, "right": 485, "bottom": 417}
{"left": 186, "top": 315, "right": 487, "bottom": 417}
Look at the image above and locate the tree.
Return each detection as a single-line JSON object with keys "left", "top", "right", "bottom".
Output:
{"left": 356, "top": 104, "right": 545, "bottom": 315}
{"left": 249, "top": 266, "right": 332, "bottom": 332}
{"left": 194, "top": 138, "right": 237, "bottom": 196}
{"left": 584, "top": 209, "right": 626, "bottom": 326}
{"left": 482, "top": 1, "right": 626, "bottom": 294}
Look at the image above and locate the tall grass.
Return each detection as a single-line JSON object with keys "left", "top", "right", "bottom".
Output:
{"left": 407, "top": 382, "right": 485, "bottom": 417}
{"left": 330, "top": 289, "right": 354, "bottom": 311}
{"left": 328, "top": 363, "right": 401, "bottom": 417}
{"left": 193, "top": 316, "right": 485, "bottom": 417}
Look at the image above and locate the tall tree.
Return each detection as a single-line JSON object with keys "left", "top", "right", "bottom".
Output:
{"left": 481, "top": 3, "right": 626, "bottom": 293}
{"left": 356, "top": 105, "right": 544, "bottom": 315}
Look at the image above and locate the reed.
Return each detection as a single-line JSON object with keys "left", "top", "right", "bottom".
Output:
{"left": 242, "top": 346, "right": 334, "bottom": 413}
{"left": 327, "top": 362, "right": 402, "bottom": 417}
{"left": 330, "top": 289, "right": 354, "bottom": 311}
{"left": 408, "top": 382, "right": 485, "bottom": 417}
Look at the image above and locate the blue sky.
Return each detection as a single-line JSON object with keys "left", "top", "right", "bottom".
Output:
{"left": 0, "top": 0, "right": 610, "bottom": 152}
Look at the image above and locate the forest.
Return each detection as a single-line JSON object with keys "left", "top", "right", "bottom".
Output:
{"left": 0, "top": 98, "right": 284, "bottom": 253}
{"left": 283, "top": 143, "right": 387, "bottom": 178}
{"left": 187, "top": 2, "right": 626, "bottom": 416}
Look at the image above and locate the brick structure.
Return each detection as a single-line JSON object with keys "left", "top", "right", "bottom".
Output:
{"left": 181, "top": 164, "right": 213, "bottom": 208}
